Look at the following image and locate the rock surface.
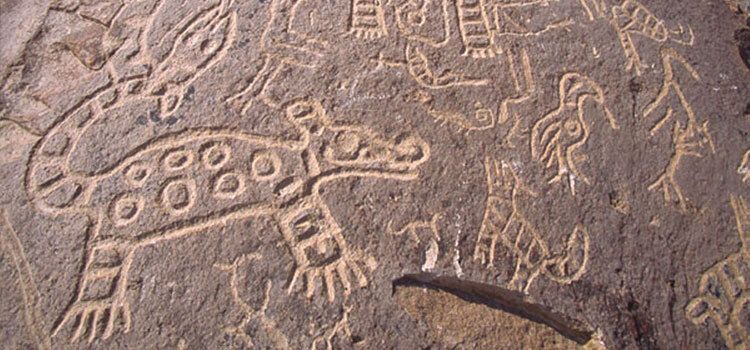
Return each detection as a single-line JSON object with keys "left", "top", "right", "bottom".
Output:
{"left": 0, "top": 0, "right": 749, "bottom": 348}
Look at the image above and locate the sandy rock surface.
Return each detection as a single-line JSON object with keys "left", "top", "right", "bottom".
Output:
{"left": 1, "top": 0, "right": 749, "bottom": 348}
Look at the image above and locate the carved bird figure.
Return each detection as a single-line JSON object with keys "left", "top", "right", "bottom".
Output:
{"left": 530, "top": 73, "right": 618, "bottom": 195}
{"left": 611, "top": 0, "right": 694, "bottom": 76}
{"left": 643, "top": 48, "right": 714, "bottom": 212}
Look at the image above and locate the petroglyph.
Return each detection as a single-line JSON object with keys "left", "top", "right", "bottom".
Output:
{"left": 399, "top": 44, "right": 490, "bottom": 89}
{"left": 406, "top": 47, "right": 536, "bottom": 136}
{"left": 388, "top": 213, "right": 442, "bottom": 244}
{"left": 372, "top": 43, "right": 497, "bottom": 128}
{"left": 738, "top": 151, "right": 750, "bottom": 183}
{"left": 394, "top": 0, "right": 452, "bottom": 47}
{"left": 487, "top": 0, "right": 576, "bottom": 38}
{"left": 23, "top": 0, "right": 237, "bottom": 209}
{"left": 350, "top": 0, "right": 388, "bottom": 39}
{"left": 531, "top": 73, "right": 618, "bottom": 195}
{"left": 474, "top": 157, "right": 589, "bottom": 293}
{"left": 579, "top": 0, "right": 608, "bottom": 21}
{"left": 644, "top": 49, "right": 714, "bottom": 212}
{"left": 0, "top": 210, "right": 51, "bottom": 350}
{"left": 215, "top": 254, "right": 292, "bottom": 349}
{"left": 201, "top": 142, "right": 232, "bottom": 171}
{"left": 343, "top": 0, "right": 584, "bottom": 139}
{"left": 453, "top": 0, "right": 589, "bottom": 58}
{"left": 212, "top": 171, "right": 246, "bottom": 199}
{"left": 28, "top": 0, "right": 238, "bottom": 215}
{"left": 388, "top": 213, "right": 442, "bottom": 271}
{"left": 146, "top": 0, "right": 237, "bottom": 115}
{"left": 456, "top": 0, "right": 496, "bottom": 58}
{"left": 216, "top": 252, "right": 357, "bottom": 349}
{"left": 2, "top": 0, "right": 237, "bottom": 137}
{"left": 240, "top": 0, "right": 575, "bottom": 139}
{"left": 31, "top": 98, "right": 428, "bottom": 342}
{"left": 3, "top": 0, "right": 747, "bottom": 348}
{"left": 686, "top": 195, "right": 750, "bottom": 349}
{"left": 227, "top": 0, "right": 329, "bottom": 114}
{"left": 611, "top": 0, "right": 695, "bottom": 76}
{"left": 159, "top": 177, "right": 198, "bottom": 216}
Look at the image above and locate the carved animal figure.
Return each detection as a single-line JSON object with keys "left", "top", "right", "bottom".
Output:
{"left": 391, "top": 0, "right": 586, "bottom": 134}
{"left": 530, "top": 73, "right": 618, "bottom": 195}
{"left": 30, "top": 96, "right": 428, "bottom": 343}
{"left": 686, "top": 195, "right": 750, "bottom": 349}
{"left": 644, "top": 48, "right": 714, "bottom": 211}
{"left": 611, "top": 0, "right": 694, "bottom": 75}
{"left": 26, "top": 0, "right": 237, "bottom": 216}
{"left": 373, "top": 44, "right": 533, "bottom": 137}
{"left": 24, "top": 3, "right": 238, "bottom": 341}
{"left": 231, "top": 0, "right": 602, "bottom": 135}
{"left": 474, "top": 157, "right": 589, "bottom": 293}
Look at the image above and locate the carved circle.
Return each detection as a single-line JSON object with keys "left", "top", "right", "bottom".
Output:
{"left": 395, "top": 135, "right": 429, "bottom": 164}
{"left": 160, "top": 178, "right": 196, "bottom": 215}
{"left": 564, "top": 119, "right": 583, "bottom": 138}
{"left": 201, "top": 142, "right": 232, "bottom": 170}
{"left": 334, "top": 131, "right": 362, "bottom": 155}
{"left": 476, "top": 109, "right": 493, "bottom": 123}
{"left": 251, "top": 151, "right": 281, "bottom": 181}
{"left": 213, "top": 172, "right": 245, "bottom": 199}
{"left": 163, "top": 149, "right": 194, "bottom": 171}
{"left": 124, "top": 162, "right": 152, "bottom": 187}
{"left": 110, "top": 193, "right": 144, "bottom": 227}
{"left": 407, "top": 12, "right": 425, "bottom": 26}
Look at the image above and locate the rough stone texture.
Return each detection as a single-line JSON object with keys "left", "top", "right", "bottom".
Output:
{"left": 395, "top": 282, "right": 581, "bottom": 349}
{"left": 0, "top": 0, "right": 749, "bottom": 348}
